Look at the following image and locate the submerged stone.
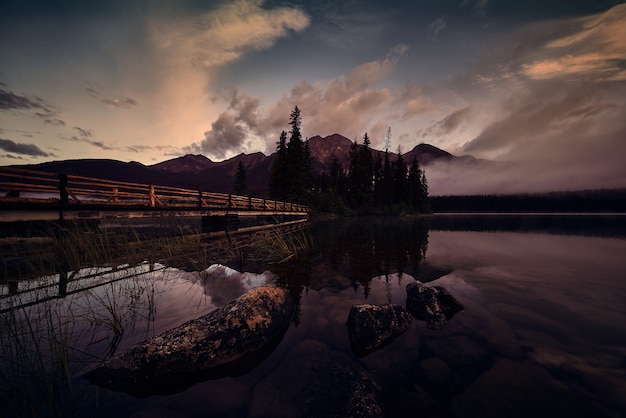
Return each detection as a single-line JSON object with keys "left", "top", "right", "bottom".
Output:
{"left": 85, "top": 286, "right": 294, "bottom": 396}
{"left": 406, "top": 281, "right": 464, "bottom": 330}
{"left": 346, "top": 303, "right": 413, "bottom": 356}
{"left": 250, "top": 339, "right": 385, "bottom": 418}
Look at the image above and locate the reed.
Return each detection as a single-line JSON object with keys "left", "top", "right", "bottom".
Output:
{"left": 249, "top": 225, "right": 312, "bottom": 264}
{"left": 0, "top": 219, "right": 311, "bottom": 416}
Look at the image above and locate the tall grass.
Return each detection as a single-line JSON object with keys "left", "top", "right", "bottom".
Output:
{"left": 249, "top": 225, "right": 312, "bottom": 264}
{"left": 0, "top": 219, "right": 311, "bottom": 416}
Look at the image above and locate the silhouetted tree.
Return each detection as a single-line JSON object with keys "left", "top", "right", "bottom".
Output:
{"left": 269, "top": 106, "right": 312, "bottom": 204}
{"left": 393, "top": 147, "right": 408, "bottom": 205}
{"left": 234, "top": 160, "right": 247, "bottom": 195}
{"left": 270, "top": 130, "right": 288, "bottom": 200}
{"left": 408, "top": 157, "right": 430, "bottom": 212}
{"left": 348, "top": 132, "right": 374, "bottom": 209}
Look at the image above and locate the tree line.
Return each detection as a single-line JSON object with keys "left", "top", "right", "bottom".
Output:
{"left": 430, "top": 189, "right": 626, "bottom": 213}
{"left": 264, "top": 106, "right": 430, "bottom": 214}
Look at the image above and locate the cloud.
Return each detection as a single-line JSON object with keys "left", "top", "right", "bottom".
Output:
{"left": 142, "top": 0, "right": 310, "bottom": 158}
{"left": 43, "top": 118, "right": 66, "bottom": 127}
{"left": 421, "top": 106, "right": 472, "bottom": 138}
{"left": 187, "top": 44, "right": 428, "bottom": 158}
{"left": 459, "top": 5, "right": 626, "bottom": 161}
{"left": 0, "top": 138, "right": 50, "bottom": 157}
{"left": 61, "top": 126, "right": 116, "bottom": 150}
{"left": 151, "top": 0, "right": 310, "bottom": 70}
{"left": 429, "top": 17, "right": 446, "bottom": 40}
{"left": 0, "top": 89, "right": 53, "bottom": 113}
{"left": 522, "top": 4, "right": 626, "bottom": 82}
{"left": 85, "top": 83, "right": 138, "bottom": 108}
{"left": 459, "top": 0, "right": 490, "bottom": 17}
{"left": 73, "top": 126, "right": 93, "bottom": 138}
{"left": 101, "top": 96, "right": 138, "bottom": 108}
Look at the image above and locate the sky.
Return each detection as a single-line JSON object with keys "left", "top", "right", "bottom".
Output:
{"left": 1, "top": 0, "right": 625, "bottom": 194}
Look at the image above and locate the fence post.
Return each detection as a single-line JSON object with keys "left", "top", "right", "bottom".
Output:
{"left": 59, "top": 173, "right": 68, "bottom": 220}
{"left": 149, "top": 185, "right": 156, "bottom": 207}
{"left": 59, "top": 173, "right": 68, "bottom": 205}
{"left": 112, "top": 187, "right": 119, "bottom": 203}
{"left": 198, "top": 190, "right": 203, "bottom": 208}
{"left": 248, "top": 196, "right": 252, "bottom": 209}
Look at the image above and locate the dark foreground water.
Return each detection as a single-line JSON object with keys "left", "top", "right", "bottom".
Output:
{"left": 1, "top": 215, "right": 625, "bottom": 417}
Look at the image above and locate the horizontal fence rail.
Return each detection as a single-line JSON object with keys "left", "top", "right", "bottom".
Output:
{"left": 0, "top": 167, "right": 310, "bottom": 216}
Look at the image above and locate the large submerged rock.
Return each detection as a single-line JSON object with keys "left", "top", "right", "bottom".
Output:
{"left": 85, "top": 286, "right": 294, "bottom": 396}
{"left": 250, "top": 339, "right": 385, "bottom": 417}
{"left": 346, "top": 304, "right": 413, "bottom": 356}
{"left": 406, "top": 281, "right": 464, "bottom": 330}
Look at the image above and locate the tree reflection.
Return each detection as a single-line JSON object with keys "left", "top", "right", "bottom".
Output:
{"left": 309, "top": 217, "right": 429, "bottom": 298}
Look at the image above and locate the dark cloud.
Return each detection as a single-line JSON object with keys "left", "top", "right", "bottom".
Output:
{"left": 43, "top": 118, "right": 66, "bottom": 127}
{"left": 422, "top": 106, "right": 472, "bottom": 138}
{"left": 0, "top": 89, "right": 53, "bottom": 113}
{"left": 73, "top": 126, "right": 93, "bottom": 138}
{"left": 85, "top": 83, "right": 138, "bottom": 108}
{"left": 0, "top": 153, "right": 24, "bottom": 160}
{"left": 63, "top": 127, "right": 116, "bottom": 150}
{"left": 101, "top": 96, "right": 138, "bottom": 108}
{"left": 429, "top": 16, "right": 446, "bottom": 39}
{"left": 0, "top": 138, "right": 50, "bottom": 157}
{"left": 463, "top": 84, "right": 616, "bottom": 157}
{"left": 198, "top": 112, "right": 247, "bottom": 160}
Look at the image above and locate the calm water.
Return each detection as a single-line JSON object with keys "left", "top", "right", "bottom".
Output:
{"left": 1, "top": 215, "right": 625, "bottom": 417}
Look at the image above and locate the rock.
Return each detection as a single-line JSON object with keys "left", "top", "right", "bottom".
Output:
{"left": 406, "top": 281, "right": 463, "bottom": 329}
{"left": 85, "top": 286, "right": 294, "bottom": 396}
{"left": 250, "top": 339, "right": 385, "bottom": 418}
{"left": 346, "top": 304, "right": 413, "bottom": 356}
{"left": 418, "top": 357, "right": 451, "bottom": 386}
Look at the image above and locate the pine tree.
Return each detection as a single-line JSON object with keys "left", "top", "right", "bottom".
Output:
{"left": 393, "top": 148, "right": 408, "bottom": 205}
{"left": 234, "top": 160, "right": 247, "bottom": 195}
{"left": 269, "top": 106, "right": 312, "bottom": 204}
{"left": 269, "top": 130, "right": 288, "bottom": 200}
{"left": 382, "top": 150, "right": 393, "bottom": 206}
{"left": 408, "top": 157, "right": 421, "bottom": 210}
{"left": 420, "top": 170, "right": 431, "bottom": 213}
{"left": 359, "top": 132, "right": 373, "bottom": 206}
{"left": 373, "top": 153, "right": 384, "bottom": 207}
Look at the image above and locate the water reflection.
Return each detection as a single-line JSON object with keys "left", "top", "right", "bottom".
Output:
{"left": 307, "top": 217, "right": 430, "bottom": 295}
{"left": 2, "top": 215, "right": 626, "bottom": 417}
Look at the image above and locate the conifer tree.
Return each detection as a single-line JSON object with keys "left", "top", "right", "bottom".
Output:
{"left": 269, "top": 106, "right": 312, "bottom": 204}
{"left": 234, "top": 160, "right": 247, "bottom": 195}
{"left": 393, "top": 148, "right": 408, "bottom": 205}
{"left": 382, "top": 150, "right": 393, "bottom": 206}
{"left": 269, "top": 130, "right": 288, "bottom": 200}
{"left": 373, "top": 153, "right": 384, "bottom": 207}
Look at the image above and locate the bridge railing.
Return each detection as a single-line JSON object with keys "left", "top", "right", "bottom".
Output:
{"left": 0, "top": 167, "right": 310, "bottom": 213}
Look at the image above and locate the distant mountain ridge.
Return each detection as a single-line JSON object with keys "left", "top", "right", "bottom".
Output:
{"left": 9, "top": 134, "right": 470, "bottom": 197}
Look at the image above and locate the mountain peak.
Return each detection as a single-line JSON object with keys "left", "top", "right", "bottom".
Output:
{"left": 150, "top": 154, "right": 213, "bottom": 174}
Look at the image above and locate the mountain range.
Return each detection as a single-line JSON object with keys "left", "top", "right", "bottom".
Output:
{"left": 11, "top": 134, "right": 480, "bottom": 197}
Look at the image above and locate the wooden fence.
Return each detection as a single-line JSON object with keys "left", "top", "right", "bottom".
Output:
{"left": 0, "top": 167, "right": 309, "bottom": 214}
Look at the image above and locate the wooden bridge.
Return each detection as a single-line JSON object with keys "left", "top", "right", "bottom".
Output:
{"left": 0, "top": 167, "right": 310, "bottom": 223}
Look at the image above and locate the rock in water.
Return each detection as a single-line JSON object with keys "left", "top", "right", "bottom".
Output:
{"left": 250, "top": 339, "right": 385, "bottom": 418}
{"left": 346, "top": 304, "right": 413, "bottom": 356}
{"left": 406, "top": 281, "right": 464, "bottom": 330}
{"left": 85, "top": 286, "right": 294, "bottom": 396}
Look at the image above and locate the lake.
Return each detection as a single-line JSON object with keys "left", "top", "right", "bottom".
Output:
{"left": 1, "top": 214, "right": 625, "bottom": 417}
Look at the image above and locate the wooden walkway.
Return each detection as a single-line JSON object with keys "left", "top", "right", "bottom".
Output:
{"left": 0, "top": 167, "right": 310, "bottom": 222}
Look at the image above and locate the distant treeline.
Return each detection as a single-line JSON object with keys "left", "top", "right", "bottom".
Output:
{"left": 430, "top": 189, "right": 626, "bottom": 213}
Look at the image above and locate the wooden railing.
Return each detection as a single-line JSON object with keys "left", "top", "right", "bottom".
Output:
{"left": 0, "top": 167, "right": 310, "bottom": 213}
